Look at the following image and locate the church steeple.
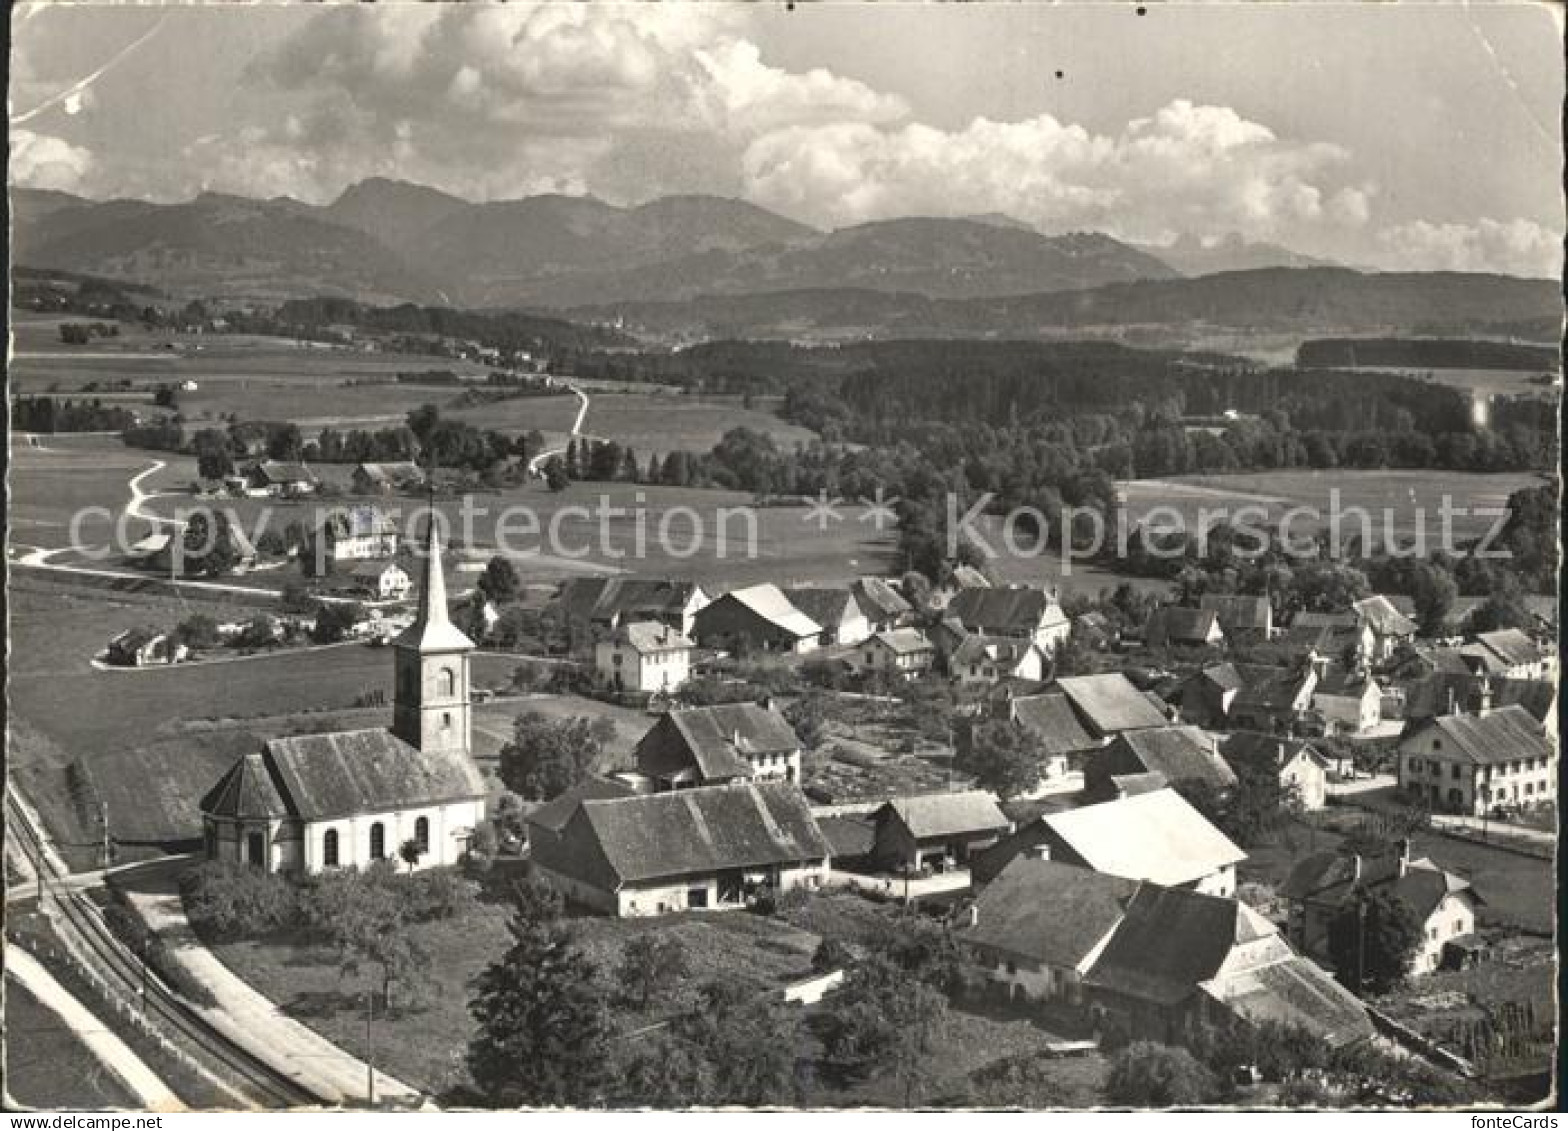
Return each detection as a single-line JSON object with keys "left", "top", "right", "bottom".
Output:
{"left": 392, "top": 516, "right": 475, "bottom": 755}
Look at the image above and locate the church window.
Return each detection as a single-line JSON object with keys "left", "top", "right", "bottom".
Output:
{"left": 442, "top": 712, "right": 452, "bottom": 731}
{"left": 415, "top": 817, "right": 430, "bottom": 852}
{"left": 323, "top": 829, "right": 340, "bottom": 867}
{"left": 246, "top": 831, "right": 266, "bottom": 868}
{"left": 439, "top": 667, "right": 456, "bottom": 697}
{"left": 370, "top": 822, "right": 386, "bottom": 860}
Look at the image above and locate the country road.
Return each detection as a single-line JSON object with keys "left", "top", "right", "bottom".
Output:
{"left": 526, "top": 381, "right": 591, "bottom": 473}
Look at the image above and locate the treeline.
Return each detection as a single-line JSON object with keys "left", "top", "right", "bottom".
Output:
{"left": 14, "top": 395, "right": 138, "bottom": 433}
{"left": 269, "top": 297, "right": 630, "bottom": 354}
{"left": 1298, "top": 338, "right": 1560, "bottom": 371}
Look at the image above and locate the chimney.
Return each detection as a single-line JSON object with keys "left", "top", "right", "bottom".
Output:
{"left": 1028, "top": 842, "right": 1052, "bottom": 862}
{"left": 1351, "top": 854, "right": 1362, "bottom": 884}
{"left": 1397, "top": 838, "right": 1410, "bottom": 877}
{"left": 966, "top": 902, "right": 980, "bottom": 928}
{"left": 1447, "top": 686, "right": 1457, "bottom": 716}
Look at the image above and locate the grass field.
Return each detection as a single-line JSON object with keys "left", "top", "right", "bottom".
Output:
{"left": 579, "top": 392, "right": 817, "bottom": 453}
{"left": 1120, "top": 468, "right": 1545, "bottom": 545}
{"left": 1340, "top": 366, "right": 1560, "bottom": 400}
{"left": 3, "top": 977, "right": 142, "bottom": 1110}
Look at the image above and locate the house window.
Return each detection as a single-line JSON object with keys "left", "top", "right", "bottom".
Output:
{"left": 415, "top": 816, "right": 430, "bottom": 852}
{"left": 1451, "top": 764, "right": 1461, "bottom": 780}
{"left": 370, "top": 822, "right": 386, "bottom": 860}
{"left": 323, "top": 829, "right": 339, "bottom": 867}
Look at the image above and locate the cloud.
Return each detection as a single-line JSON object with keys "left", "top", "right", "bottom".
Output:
{"left": 11, "top": 129, "right": 94, "bottom": 192}
{"left": 741, "top": 99, "right": 1374, "bottom": 246}
{"left": 1373, "top": 217, "right": 1562, "bottom": 277}
{"left": 205, "top": 4, "right": 902, "bottom": 204}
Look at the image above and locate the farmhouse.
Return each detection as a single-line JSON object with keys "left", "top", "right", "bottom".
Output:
{"left": 1085, "top": 726, "right": 1236, "bottom": 803}
{"left": 1311, "top": 664, "right": 1382, "bottom": 735}
{"left": 1084, "top": 885, "right": 1373, "bottom": 1048}
{"left": 525, "top": 782, "right": 831, "bottom": 917}
{"left": 1284, "top": 615, "right": 1374, "bottom": 664}
{"left": 1459, "top": 628, "right": 1552, "bottom": 680}
{"left": 351, "top": 461, "right": 425, "bottom": 495}
{"left": 949, "top": 634, "right": 1048, "bottom": 686}
{"left": 1396, "top": 703, "right": 1554, "bottom": 815}
{"left": 633, "top": 703, "right": 803, "bottom": 790}
{"left": 1199, "top": 594, "right": 1274, "bottom": 646}
{"left": 351, "top": 559, "right": 412, "bottom": 600}
{"left": 871, "top": 790, "right": 1012, "bottom": 874}
{"left": 1281, "top": 842, "right": 1483, "bottom": 975}
{"left": 316, "top": 505, "right": 399, "bottom": 563}
{"left": 964, "top": 856, "right": 1138, "bottom": 1006}
{"left": 692, "top": 584, "right": 821, "bottom": 654}
{"left": 560, "top": 577, "right": 711, "bottom": 653}
{"left": 1218, "top": 732, "right": 1330, "bottom": 810}
{"left": 1144, "top": 606, "right": 1224, "bottom": 649}
{"left": 595, "top": 621, "right": 693, "bottom": 694}
{"left": 850, "top": 576, "right": 914, "bottom": 631}
{"left": 975, "top": 789, "right": 1245, "bottom": 896}
{"left": 1002, "top": 691, "right": 1102, "bottom": 779}
{"left": 1353, "top": 595, "right": 1418, "bottom": 661}
{"left": 946, "top": 585, "right": 1071, "bottom": 653}
{"left": 1227, "top": 663, "right": 1318, "bottom": 733}
{"left": 1175, "top": 662, "right": 1247, "bottom": 728}
{"left": 782, "top": 587, "right": 872, "bottom": 646}
{"left": 242, "top": 459, "right": 317, "bottom": 498}
{"left": 855, "top": 628, "right": 937, "bottom": 680}
{"left": 1052, "top": 673, "right": 1171, "bottom": 738}
{"left": 1400, "top": 675, "right": 1556, "bottom": 732}
{"left": 199, "top": 523, "right": 486, "bottom": 873}
{"left": 106, "top": 627, "right": 188, "bottom": 667}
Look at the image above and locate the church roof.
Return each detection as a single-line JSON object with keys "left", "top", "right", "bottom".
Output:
{"left": 254, "top": 728, "right": 486, "bottom": 821}
{"left": 200, "top": 753, "right": 291, "bottom": 820}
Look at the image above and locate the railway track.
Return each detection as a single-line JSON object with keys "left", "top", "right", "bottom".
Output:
{"left": 5, "top": 790, "right": 324, "bottom": 1109}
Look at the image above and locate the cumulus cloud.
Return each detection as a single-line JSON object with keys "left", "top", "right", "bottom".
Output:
{"left": 1372, "top": 218, "right": 1562, "bottom": 278}
{"left": 11, "top": 129, "right": 93, "bottom": 192}
{"left": 742, "top": 99, "right": 1374, "bottom": 246}
{"left": 203, "top": 4, "right": 902, "bottom": 204}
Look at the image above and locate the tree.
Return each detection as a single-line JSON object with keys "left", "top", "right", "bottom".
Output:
{"left": 280, "top": 578, "right": 316, "bottom": 613}
{"left": 197, "top": 445, "right": 235, "bottom": 482}
{"left": 180, "top": 861, "right": 297, "bottom": 938}
{"left": 1326, "top": 885, "right": 1422, "bottom": 995}
{"left": 814, "top": 956, "right": 947, "bottom": 1104}
{"left": 783, "top": 692, "right": 829, "bottom": 750}
{"left": 467, "top": 885, "right": 612, "bottom": 1106}
{"left": 1104, "top": 1041, "right": 1217, "bottom": 1106}
{"left": 964, "top": 1051, "right": 1069, "bottom": 1107}
{"left": 615, "top": 933, "right": 690, "bottom": 1011}
{"left": 300, "top": 865, "right": 431, "bottom": 1010}
{"left": 543, "top": 456, "right": 569, "bottom": 492}
{"left": 1467, "top": 573, "right": 1533, "bottom": 633}
{"left": 497, "top": 712, "right": 602, "bottom": 801}
{"left": 1410, "top": 564, "right": 1458, "bottom": 636}
{"left": 608, "top": 1032, "right": 716, "bottom": 1107}
{"left": 174, "top": 613, "right": 221, "bottom": 651}
{"left": 957, "top": 720, "right": 1039, "bottom": 800}
{"left": 398, "top": 838, "right": 423, "bottom": 871}
{"left": 477, "top": 555, "right": 521, "bottom": 604}
{"left": 811, "top": 937, "right": 853, "bottom": 974}
{"left": 669, "top": 981, "right": 808, "bottom": 1106}
{"left": 312, "top": 601, "right": 364, "bottom": 644}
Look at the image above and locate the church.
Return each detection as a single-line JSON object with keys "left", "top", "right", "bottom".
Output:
{"left": 200, "top": 522, "right": 488, "bottom": 874}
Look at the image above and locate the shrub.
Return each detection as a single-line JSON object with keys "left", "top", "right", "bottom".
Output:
{"left": 398, "top": 868, "right": 481, "bottom": 922}
{"left": 180, "top": 860, "right": 299, "bottom": 938}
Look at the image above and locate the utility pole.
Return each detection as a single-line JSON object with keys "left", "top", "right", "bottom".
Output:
{"left": 100, "top": 801, "right": 112, "bottom": 870}
{"left": 365, "top": 983, "right": 376, "bottom": 1108}
{"left": 1356, "top": 896, "right": 1366, "bottom": 996}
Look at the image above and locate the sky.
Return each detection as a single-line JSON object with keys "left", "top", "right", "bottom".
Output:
{"left": 9, "top": 2, "right": 1564, "bottom": 276}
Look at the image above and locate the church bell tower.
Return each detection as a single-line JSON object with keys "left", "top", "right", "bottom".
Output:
{"left": 392, "top": 519, "right": 476, "bottom": 757}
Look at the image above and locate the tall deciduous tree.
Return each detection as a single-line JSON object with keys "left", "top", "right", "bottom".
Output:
{"left": 498, "top": 712, "right": 602, "bottom": 800}
{"left": 958, "top": 720, "right": 1039, "bottom": 800}
{"left": 1104, "top": 1041, "right": 1217, "bottom": 1106}
{"left": 1327, "top": 886, "right": 1422, "bottom": 995}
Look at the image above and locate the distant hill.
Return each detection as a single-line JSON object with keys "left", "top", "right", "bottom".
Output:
{"left": 321, "top": 177, "right": 469, "bottom": 252}
{"left": 566, "top": 268, "right": 1562, "bottom": 344}
{"left": 1142, "top": 233, "right": 1339, "bottom": 276}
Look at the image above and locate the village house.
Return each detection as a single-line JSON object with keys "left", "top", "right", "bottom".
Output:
{"left": 525, "top": 782, "right": 831, "bottom": 917}
{"left": 1073, "top": 612, "right": 1118, "bottom": 651}
{"left": 106, "top": 627, "right": 189, "bottom": 667}
{"left": 1001, "top": 691, "right": 1103, "bottom": 780}
{"left": 1353, "top": 595, "right": 1418, "bottom": 661}
{"left": 871, "top": 790, "right": 1012, "bottom": 874}
{"left": 692, "top": 583, "right": 821, "bottom": 654}
{"left": 241, "top": 459, "right": 318, "bottom": 498}
{"left": 199, "top": 524, "right": 486, "bottom": 873}
{"left": 974, "top": 788, "right": 1245, "bottom": 896}
{"left": 1281, "top": 841, "right": 1483, "bottom": 975}
{"left": 351, "top": 461, "right": 425, "bottom": 495}
{"left": 933, "top": 564, "right": 993, "bottom": 608}
{"left": 315, "top": 505, "right": 400, "bottom": 563}
{"left": 1199, "top": 594, "right": 1274, "bottom": 647}
{"left": 782, "top": 587, "right": 872, "bottom": 646}
{"left": 1084, "top": 884, "right": 1373, "bottom": 1049}
{"left": 1144, "top": 606, "right": 1225, "bottom": 649}
{"left": 352, "top": 559, "right": 412, "bottom": 601}
{"left": 1175, "top": 662, "right": 1248, "bottom": 728}
{"left": 1401, "top": 675, "right": 1556, "bottom": 736}
{"left": 946, "top": 585, "right": 1071, "bottom": 653}
{"left": 560, "top": 577, "right": 711, "bottom": 654}
{"left": 854, "top": 627, "right": 937, "bottom": 680}
{"left": 1085, "top": 726, "right": 1237, "bottom": 803}
{"left": 1052, "top": 673, "right": 1172, "bottom": 739}
{"left": 595, "top": 621, "right": 694, "bottom": 695}
{"left": 1227, "top": 663, "right": 1319, "bottom": 734}
{"left": 1312, "top": 663, "right": 1383, "bottom": 735}
{"left": 1397, "top": 703, "right": 1555, "bottom": 815}
{"left": 964, "top": 856, "right": 1138, "bottom": 1007}
{"left": 633, "top": 703, "right": 803, "bottom": 790}
{"left": 1284, "top": 612, "right": 1375, "bottom": 664}
{"left": 850, "top": 576, "right": 914, "bottom": 631}
{"left": 1218, "top": 732, "right": 1331, "bottom": 810}
{"left": 1459, "top": 628, "right": 1553, "bottom": 681}
{"left": 949, "top": 634, "right": 1049, "bottom": 687}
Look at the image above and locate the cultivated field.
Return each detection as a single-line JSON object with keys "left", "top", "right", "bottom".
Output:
{"left": 1120, "top": 468, "right": 1545, "bottom": 544}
